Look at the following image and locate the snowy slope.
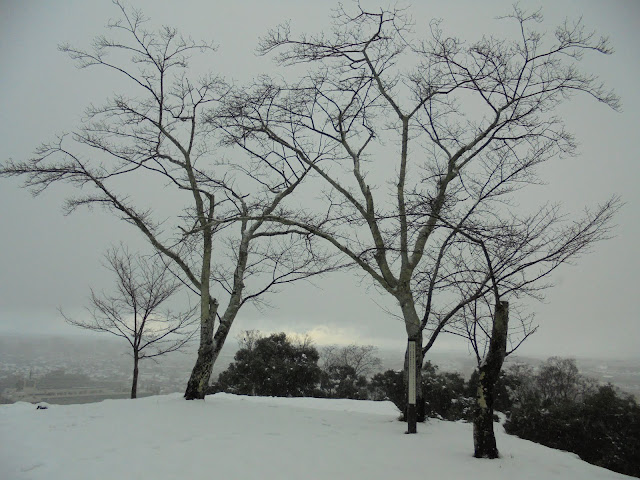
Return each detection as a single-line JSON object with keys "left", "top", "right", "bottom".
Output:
{"left": 0, "top": 393, "right": 633, "bottom": 480}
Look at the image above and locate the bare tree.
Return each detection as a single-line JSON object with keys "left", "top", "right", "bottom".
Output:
{"left": 1, "top": 2, "right": 333, "bottom": 400}
{"left": 321, "top": 344, "right": 382, "bottom": 378}
{"left": 61, "top": 246, "right": 196, "bottom": 399}
{"left": 442, "top": 200, "right": 618, "bottom": 457}
{"left": 236, "top": 329, "right": 263, "bottom": 353}
{"left": 535, "top": 357, "right": 594, "bottom": 405}
{"left": 220, "top": 4, "right": 620, "bottom": 432}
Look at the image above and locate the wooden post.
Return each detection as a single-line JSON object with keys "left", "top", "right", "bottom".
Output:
{"left": 407, "top": 339, "right": 417, "bottom": 434}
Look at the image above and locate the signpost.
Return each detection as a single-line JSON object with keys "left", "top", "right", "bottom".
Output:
{"left": 407, "top": 339, "right": 417, "bottom": 434}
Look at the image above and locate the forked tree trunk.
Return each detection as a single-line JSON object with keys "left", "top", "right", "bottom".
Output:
{"left": 183, "top": 310, "right": 240, "bottom": 400}
{"left": 185, "top": 224, "right": 217, "bottom": 401}
{"left": 473, "top": 300, "right": 509, "bottom": 458}
{"left": 184, "top": 299, "right": 219, "bottom": 400}
{"left": 131, "top": 352, "right": 139, "bottom": 399}
{"left": 210, "top": 315, "right": 233, "bottom": 379}
{"left": 184, "top": 228, "right": 249, "bottom": 400}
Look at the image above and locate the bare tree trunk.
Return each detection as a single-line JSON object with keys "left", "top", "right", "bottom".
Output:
{"left": 184, "top": 306, "right": 235, "bottom": 399}
{"left": 473, "top": 300, "right": 509, "bottom": 458}
{"left": 210, "top": 317, "right": 232, "bottom": 367}
{"left": 184, "top": 297, "right": 219, "bottom": 400}
{"left": 185, "top": 215, "right": 216, "bottom": 401}
{"left": 184, "top": 224, "right": 252, "bottom": 400}
{"left": 131, "top": 352, "right": 139, "bottom": 399}
{"left": 184, "top": 339, "right": 213, "bottom": 399}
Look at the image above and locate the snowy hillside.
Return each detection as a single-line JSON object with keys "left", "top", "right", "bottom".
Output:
{"left": 0, "top": 393, "right": 633, "bottom": 480}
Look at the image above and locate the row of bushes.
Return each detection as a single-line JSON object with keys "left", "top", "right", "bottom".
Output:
{"left": 419, "top": 356, "right": 640, "bottom": 478}
{"left": 504, "top": 369, "right": 640, "bottom": 477}
{"left": 211, "top": 331, "right": 474, "bottom": 413}
{"left": 404, "top": 357, "right": 640, "bottom": 478}
{"left": 212, "top": 332, "right": 384, "bottom": 400}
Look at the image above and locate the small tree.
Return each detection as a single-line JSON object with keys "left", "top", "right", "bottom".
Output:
{"left": 61, "top": 246, "right": 196, "bottom": 398}
{"left": 217, "top": 332, "right": 321, "bottom": 397}
{"left": 431, "top": 187, "right": 618, "bottom": 457}
{"left": 318, "top": 343, "right": 381, "bottom": 399}
{"left": 535, "top": 357, "right": 591, "bottom": 406}
{"left": 368, "top": 370, "right": 405, "bottom": 413}
{"left": 422, "top": 362, "right": 470, "bottom": 421}
{"left": 320, "top": 365, "right": 369, "bottom": 400}
{"left": 320, "top": 344, "right": 382, "bottom": 378}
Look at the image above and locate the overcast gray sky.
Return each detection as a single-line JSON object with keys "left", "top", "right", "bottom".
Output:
{"left": 1, "top": 0, "right": 638, "bottom": 359}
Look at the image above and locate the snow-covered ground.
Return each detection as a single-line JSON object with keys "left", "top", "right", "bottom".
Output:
{"left": 0, "top": 393, "right": 633, "bottom": 480}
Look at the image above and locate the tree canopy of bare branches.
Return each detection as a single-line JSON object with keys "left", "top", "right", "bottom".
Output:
{"left": 218, "top": 4, "right": 620, "bottom": 431}
{"left": 1, "top": 2, "right": 335, "bottom": 399}
{"left": 321, "top": 344, "right": 382, "bottom": 378}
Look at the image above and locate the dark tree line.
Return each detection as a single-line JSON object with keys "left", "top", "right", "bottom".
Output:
{"left": 505, "top": 358, "right": 640, "bottom": 478}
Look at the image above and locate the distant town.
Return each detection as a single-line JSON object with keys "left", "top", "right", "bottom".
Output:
{"left": 1, "top": 333, "right": 638, "bottom": 404}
